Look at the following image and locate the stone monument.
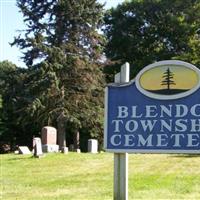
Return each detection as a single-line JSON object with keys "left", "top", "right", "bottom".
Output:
{"left": 88, "top": 139, "right": 98, "bottom": 153}
{"left": 61, "top": 147, "right": 69, "bottom": 154}
{"left": 18, "top": 146, "right": 31, "bottom": 155}
{"left": 41, "top": 126, "right": 59, "bottom": 153}
{"left": 33, "top": 137, "right": 43, "bottom": 158}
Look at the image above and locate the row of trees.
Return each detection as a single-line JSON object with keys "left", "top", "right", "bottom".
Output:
{"left": 103, "top": 0, "right": 200, "bottom": 80}
{"left": 1, "top": 0, "right": 200, "bottom": 152}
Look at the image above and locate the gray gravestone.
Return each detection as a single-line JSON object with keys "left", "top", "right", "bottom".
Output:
{"left": 69, "top": 144, "right": 74, "bottom": 152}
{"left": 41, "top": 126, "right": 59, "bottom": 153}
{"left": 33, "top": 137, "right": 43, "bottom": 158}
{"left": 42, "top": 145, "right": 59, "bottom": 153}
{"left": 61, "top": 147, "right": 69, "bottom": 154}
{"left": 18, "top": 146, "right": 31, "bottom": 155}
{"left": 88, "top": 139, "right": 98, "bottom": 153}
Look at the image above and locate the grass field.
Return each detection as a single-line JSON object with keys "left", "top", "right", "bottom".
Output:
{"left": 1, "top": 152, "right": 200, "bottom": 200}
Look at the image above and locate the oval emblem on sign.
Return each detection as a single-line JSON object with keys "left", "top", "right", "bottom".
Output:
{"left": 135, "top": 60, "right": 200, "bottom": 100}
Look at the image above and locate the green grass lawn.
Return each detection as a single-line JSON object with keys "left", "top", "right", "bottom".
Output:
{"left": 1, "top": 152, "right": 200, "bottom": 200}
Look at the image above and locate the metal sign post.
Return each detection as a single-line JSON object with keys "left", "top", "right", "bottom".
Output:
{"left": 114, "top": 63, "right": 130, "bottom": 200}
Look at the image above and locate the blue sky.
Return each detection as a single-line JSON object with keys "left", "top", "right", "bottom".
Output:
{"left": 0, "top": 0, "right": 124, "bottom": 67}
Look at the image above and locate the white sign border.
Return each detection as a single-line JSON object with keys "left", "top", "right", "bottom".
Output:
{"left": 135, "top": 60, "right": 200, "bottom": 100}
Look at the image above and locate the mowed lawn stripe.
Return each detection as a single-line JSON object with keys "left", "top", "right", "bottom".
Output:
{"left": 1, "top": 153, "right": 200, "bottom": 199}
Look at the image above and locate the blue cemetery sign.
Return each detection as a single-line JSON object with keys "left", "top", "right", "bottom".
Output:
{"left": 104, "top": 60, "right": 200, "bottom": 153}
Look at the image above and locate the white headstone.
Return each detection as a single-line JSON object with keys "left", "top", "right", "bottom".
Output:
{"left": 18, "top": 146, "right": 31, "bottom": 155}
{"left": 76, "top": 149, "right": 81, "bottom": 153}
{"left": 33, "top": 137, "right": 43, "bottom": 158}
{"left": 62, "top": 147, "right": 69, "bottom": 154}
{"left": 14, "top": 150, "right": 19, "bottom": 154}
{"left": 88, "top": 139, "right": 98, "bottom": 153}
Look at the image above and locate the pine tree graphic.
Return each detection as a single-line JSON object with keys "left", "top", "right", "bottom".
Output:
{"left": 161, "top": 68, "right": 176, "bottom": 90}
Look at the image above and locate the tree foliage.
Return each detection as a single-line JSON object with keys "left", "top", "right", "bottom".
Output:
{"left": 10, "top": 0, "right": 105, "bottom": 149}
{"left": 0, "top": 61, "right": 33, "bottom": 148}
{"left": 103, "top": 0, "right": 200, "bottom": 81}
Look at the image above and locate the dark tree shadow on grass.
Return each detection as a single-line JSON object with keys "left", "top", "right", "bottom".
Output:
{"left": 168, "top": 154, "right": 200, "bottom": 158}
{"left": 9, "top": 155, "right": 33, "bottom": 160}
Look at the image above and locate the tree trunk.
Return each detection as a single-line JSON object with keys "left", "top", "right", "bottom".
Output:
{"left": 73, "top": 131, "right": 80, "bottom": 150}
{"left": 57, "top": 113, "right": 66, "bottom": 150}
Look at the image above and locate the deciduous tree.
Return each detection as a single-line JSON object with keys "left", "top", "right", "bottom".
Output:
{"left": 103, "top": 0, "right": 200, "bottom": 81}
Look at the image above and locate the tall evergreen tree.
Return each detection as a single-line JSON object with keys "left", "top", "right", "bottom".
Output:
{"left": 12, "top": 0, "right": 105, "bottom": 149}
